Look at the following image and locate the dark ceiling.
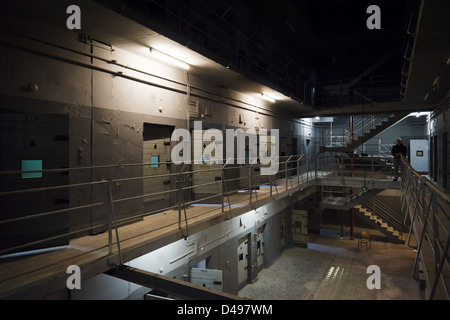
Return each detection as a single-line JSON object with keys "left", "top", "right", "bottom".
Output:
{"left": 241, "top": 0, "right": 411, "bottom": 75}
{"left": 100, "top": 0, "right": 422, "bottom": 108}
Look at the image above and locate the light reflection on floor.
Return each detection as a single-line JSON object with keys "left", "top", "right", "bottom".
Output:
{"left": 238, "top": 229, "right": 423, "bottom": 300}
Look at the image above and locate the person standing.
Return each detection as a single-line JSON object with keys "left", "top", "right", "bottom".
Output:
{"left": 391, "top": 139, "right": 407, "bottom": 181}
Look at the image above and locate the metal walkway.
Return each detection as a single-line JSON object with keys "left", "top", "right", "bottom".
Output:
{"left": 0, "top": 153, "right": 448, "bottom": 299}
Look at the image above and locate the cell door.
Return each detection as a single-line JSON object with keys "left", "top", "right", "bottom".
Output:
{"left": 142, "top": 123, "right": 174, "bottom": 213}
{"left": 237, "top": 234, "right": 249, "bottom": 285}
{"left": 191, "top": 128, "right": 223, "bottom": 203}
{"left": 256, "top": 225, "right": 265, "bottom": 271}
{"left": 0, "top": 112, "right": 69, "bottom": 254}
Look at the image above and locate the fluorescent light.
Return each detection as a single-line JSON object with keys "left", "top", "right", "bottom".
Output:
{"left": 409, "top": 111, "right": 430, "bottom": 118}
{"left": 149, "top": 47, "right": 190, "bottom": 70}
{"left": 261, "top": 93, "right": 276, "bottom": 103}
{"left": 432, "top": 75, "right": 440, "bottom": 90}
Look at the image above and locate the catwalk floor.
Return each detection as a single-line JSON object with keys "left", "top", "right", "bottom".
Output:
{"left": 238, "top": 228, "right": 424, "bottom": 300}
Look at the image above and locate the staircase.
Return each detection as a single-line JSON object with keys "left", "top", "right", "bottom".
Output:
{"left": 354, "top": 201, "right": 405, "bottom": 243}
{"left": 325, "top": 112, "right": 409, "bottom": 153}
{"left": 320, "top": 188, "right": 382, "bottom": 210}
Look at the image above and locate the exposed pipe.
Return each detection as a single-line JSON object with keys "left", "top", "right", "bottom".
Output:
{"left": 0, "top": 28, "right": 282, "bottom": 119}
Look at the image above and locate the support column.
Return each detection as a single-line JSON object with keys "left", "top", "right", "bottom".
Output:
{"left": 350, "top": 207, "right": 354, "bottom": 240}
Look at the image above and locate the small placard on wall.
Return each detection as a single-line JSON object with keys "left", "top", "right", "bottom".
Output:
{"left": 21, "top": 160, "right": 43, "bottom": 178}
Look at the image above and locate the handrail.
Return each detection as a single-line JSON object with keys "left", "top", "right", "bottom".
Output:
{"left": 361, "top": 198, "right": 404, "bottom": 233}
{"left": 1, "top": 150, "right": 447, "bottom": 299}
{"left": 399, "top": 155, "right": 450, "bottom": 300}
{"left": 0, "top": 154, "right": 312, "bottom": 257}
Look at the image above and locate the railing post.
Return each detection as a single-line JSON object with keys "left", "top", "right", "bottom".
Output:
{"left": 249, "top": 163, "right": 253, "bottom": 203}
{"left": 429, "top": 234, "right": 450, "bottom": 300}
{"left": 297, "top": 155, "right": 304, "bottom": 185}
{"left": 107, "top": 182, "right": 113, "bottom": 256}
{"left": 177, "top": 164, "right": 188, "bottom": 237}
{"left": 248, "top": 158, "right": 258, "bottom": 203}
{"left": 107, "top": 180, "right": 122, "bottom": 265}
{"left": 221, "top": 158, "right": 232, "bottom": 215}
{"left": 306, "top": 154, "right": 310, "bottom": 181}
{"left": 412, "top": 192, "right": 434, "bottom": 280}
{"left": 370, "top": 154, "right": 375, "bottom": 187}
{"left": 285, "top": 155, "right": 293, "bottom": 190}
{"left": 269, "top": 174, "right": 273, "bottom": 197}
{"left": 314, "top": 153, "right": 319, "bottom": 181}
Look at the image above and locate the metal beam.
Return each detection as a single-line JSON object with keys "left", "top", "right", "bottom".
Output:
{"left": 105, "top": 265, "right": 248, "bottom": 300}
{"left": 316, "top": 177, "right": 401, "bottom": 190}
{"left": 298, "top": 101, "right": 433, "bottom": 118}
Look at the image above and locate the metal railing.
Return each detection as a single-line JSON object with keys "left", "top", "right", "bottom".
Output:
{"left": 0, "top": 154, "right": 313, "bottom": 259}
{"left": 324, "top": 114, "right": 400, "bottom": 151}
{"left": 314, "top": 153, "right": 395, "bottom": 186}
{"left": 361, "top": 198, "right": 405, "bottom": 235}
{"left": 400, "top": 155, "right": 450, "bottom": 300}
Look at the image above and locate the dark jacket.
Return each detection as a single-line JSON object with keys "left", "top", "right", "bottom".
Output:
{"left": 391, "top": 143, "right": 407, "bottom": 158}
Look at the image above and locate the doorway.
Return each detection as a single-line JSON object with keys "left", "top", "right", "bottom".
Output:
{"left": 142, "top": 123, "right": 175, "bottom": 213}
{"left": 237, "top": 234, "right": 250, "bottom": 287}
{"left": 0, "top": 112, "right": 69, "bottom": 254}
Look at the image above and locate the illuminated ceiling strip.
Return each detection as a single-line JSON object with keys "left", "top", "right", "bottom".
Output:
{"left": 261, "top": 93, "right": 276, "bottom": 103}
{"left": 149, "top": 47, "right": 190, "bottom": 70}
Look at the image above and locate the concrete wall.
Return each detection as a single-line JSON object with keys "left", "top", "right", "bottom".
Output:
{"left": 429, "top": 93, "right": 450, "bottom": 191}
{"left": 71, "top": 201, "right": 287, "bottom": 299}
{"left": 0, "top": 3, "right": 320, "bottom": 239}
{"left": 0, "top": 1, "right": 319, "bottom": 298}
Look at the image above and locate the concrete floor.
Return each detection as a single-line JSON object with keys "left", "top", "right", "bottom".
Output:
{"left": 238, "top": 228, "right": 424, "bottom": 300}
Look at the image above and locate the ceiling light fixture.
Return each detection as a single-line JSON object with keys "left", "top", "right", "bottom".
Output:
{"left": 432, "top": 75, "right": 440, "bottom": 90}
{"left": 261, "top": 93, "right": 276, "bottom": 103}
{"left": 149, "top": 47, "right": 190, "bottom": 70}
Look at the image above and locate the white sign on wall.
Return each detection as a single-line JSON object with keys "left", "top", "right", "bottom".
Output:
{"left": 410, "top": 139, "right": 429, "bottom": 174}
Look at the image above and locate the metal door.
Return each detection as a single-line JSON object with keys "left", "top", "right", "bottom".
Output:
{"left": 292, "top": 209, "right": 308, "bottom": 247}
{"left": 256, "top": 225, "right": 265, "bottom": 270}
{"left": 143, "top": 137, "right": 171, "bottom": 212}
{"left": 0, "top": 112, "right": 69, "bottom": 253}
{"left": 237, "top": 234, "right": 249, "bottom": 285}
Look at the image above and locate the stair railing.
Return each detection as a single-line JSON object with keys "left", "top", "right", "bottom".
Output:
{"left": 399, "top": 155, "right": 450, "bottom": 300}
